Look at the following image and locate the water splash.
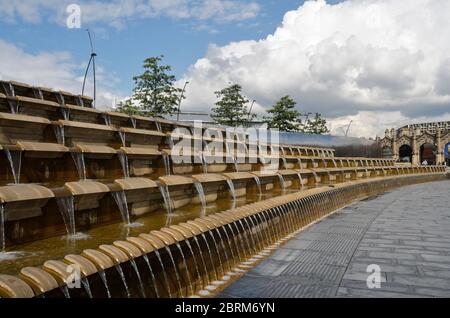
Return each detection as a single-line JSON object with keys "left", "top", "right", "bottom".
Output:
{"left": 4, "top": 148, "right": 22, "bottom": 184}
{"left": 56, "top": 196, "right": 76, "bottom": 236}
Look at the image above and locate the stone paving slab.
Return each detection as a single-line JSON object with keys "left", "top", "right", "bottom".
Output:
{"left": 219, "top": 180, "right": 450, "bottom": 298}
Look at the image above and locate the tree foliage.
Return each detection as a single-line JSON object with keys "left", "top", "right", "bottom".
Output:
{"left": 264, "top": 95, "right": 302, "bottom": 132}
{"left": 211, "top": 84, "right": 255, "bottom": 126}
{"left": 116, "top": 55, "right": 183, "bottom": 118}
{"left": 303, "top": 113, "right": 330, "bottom": 134}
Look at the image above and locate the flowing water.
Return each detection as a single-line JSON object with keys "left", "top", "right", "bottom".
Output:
{"left": 2, "top": 82, "right": 18, "bottom": 114}
{"left": 102, "top": 114, "right": 112, "bottom": 126}
{"left": 199, "top": 233, "right": 219, "bottom": 281}
{"left": 165, "top": 246, "right": 184, "bottom": 297}
{"left": 162, "top": 153, "right": 171, "bottom": 175}
{"left": 119, "top": 131, "right": 127, "bottom": 147}
{"left": 253, "top": 176, "right": 262, "bottom": 199}
{"left": 56, "top": 93, "right": 65, "bottom": 106}
{"left": 154, "top": 250, "right": 172, "bottom": 298}
{"left": 76, "top": 96, "right": 84, "bottom": 107}
{"left": 81, "top": 277, "right": 93, "bottom": 298}
{"left": 118, "top": 153, "right": 130, "bottom": 178}
{"left": 0, "top": 204, "right": 5, "bottom": 251}
{"left": 130, "top": 117, "right": 137, "bottom": 129}
{"left": 71, "top": 152, "right": 86, "bottom": 180}
{"left": 277, "top": 174, "right": 286, "bottom": 194}
{"left": 175, "top": 243, "right": 194, "bottom": 295}
{"left": 184, "top": 240, "right": 202, "bottom": 289}
{"left": 114, "top": 264, "right": 130, "bottom": 298}
{"left": 213, "top": 228, "right": 231, "bottom": 273}
{"left": 98, "top": 270, "right": 111, "bottom": 298}
{"left": 155, "top": 121, "right": 162, "bottom": 132}
{"left": 194, "top": 182, "right": 207, "bottom": 216}
{"left": 225, "top": 179, "right": 237, "bottom": 210}
{"left": 33, "top": 87, "right": 44, "bottom": 100}
{"left": 142, "top": 254, "right": 160, "bottom": 298}
{"left": 60, "top": 285, "right": 70, "bottom": 298}
{"left": 130, "top": 259, "right": 146, "bottom": 297}
{"left": 111, "top": 191, "right": 131, "bottom": 225}
{"left": 158, "top": 184, "right": 173, "bottom": 215}
{"left": 54, "top": 125, "right": 65, "bottom": 145}
{"left": 296, "top": 173, "right": 304, "bottom": 189}
{"left": 4, "top": 149, "right": 22, "bottom": 184}
{"left": 56, "top": 196, "right": 76, "bottom": 236}
{"left": 193, "top": 236, "right": 211, "bottom": 284}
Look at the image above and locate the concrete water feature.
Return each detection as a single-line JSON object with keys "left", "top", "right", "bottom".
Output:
{"left": 0, "top": 80, "right": 447, "bottom": 298}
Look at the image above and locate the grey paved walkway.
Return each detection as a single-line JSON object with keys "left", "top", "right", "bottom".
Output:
{"left": 219, "top": 180, "right": 450, "bottom": 298}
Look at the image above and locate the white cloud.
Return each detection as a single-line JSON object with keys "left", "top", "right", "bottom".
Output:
{"left": 0, "top": 0, "right": 260, "bottom": 28}
{"left": 179, "top": 0, "right": 450, "bottom": 137}
{"left": 0, "top": 39, "right": 123, "bottom": 109}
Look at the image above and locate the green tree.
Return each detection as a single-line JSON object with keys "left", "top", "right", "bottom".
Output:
{"left": 264, "top": 96, "right": 302, "bottom": 132}
{"left": 116, "top": 55, "right": 183, "bottom": 118}
{"left": 303, "top": 113, "right": 330, "bottom": 134}
{"left": 211, "top": 84, "right": 255, "bottom": 126}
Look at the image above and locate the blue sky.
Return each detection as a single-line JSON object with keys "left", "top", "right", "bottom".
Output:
{"left": 0, "top": 0, "right": 343, "bottom": 94}
{"left": 1, "top": 0, "right": 449, "bottom": 137}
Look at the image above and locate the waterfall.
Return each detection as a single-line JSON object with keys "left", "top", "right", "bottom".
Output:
{"left": 204, "top": 232, "right": 225, "bottom": 278}
{"left": 198, "top": 234, "right": 219, "bottom": 281}
{"left": 297, "top": 158, "right": 302, "bottom": 169}
{"left": 194, "top": 182, "right": 207, "bottom": 215}
{"left": 312, "top": 171, "right": 319, "bottom": 187}
{"left": 162, "top": 153, "right": 171, "bottom": 175}
{"left": 71, "top": 152, "right": 86, "bottom": 180}
{"left": 296, "top": 173, "right": 304, "bottom": 190}
{"left": 253, "top": 176, "right": 262, "bottom": 199}
{"left": 56, "top": 92, "right": 65, "bottom": 106}
{"left": 53, "top": 125, "right": 65, "bottom": 145}
{"left": 56, "top": 196, "right": 76, "bottom": 236}
{"left": 165, "top": 246, "right": 184, "bottom": 298}
{"left": 277, "top": 174, "right": 286, "bottom": 193}
{"left": 214, "top": 228, "right": 232, "bottom": 273}
{"left": 76, "top": 96, "right": 84, "bottom": 107}
{"left": 281, "top": 157, "right": 288, "bottom": 170}
{"left": 2, "top": 82, "right": 18, "bottom": 114}
{"left": 158, "top": 184, "right": 173, "bottom": 214}
{"left": 0, "top": 204, "right": 5, "bottom": 251}
{"left": 175, "top": 242, "right": 194, "bottom": 295}
{"left": 154, "top": 250, "right": 172, "bottom": 298}
{"left": 4, "top": 148, "right": 22, "bottom": 184}
{"left": 184, "top": 239, "right": 203, "bottom": 288}
{"left": 115, "top": 264, "right": 131, "bottom": 298}
{"left": 142, "top": 254, "right": 160, "bottom": 298}
{"left": 130, "top": 259, "right": 146, "bottom": 297}
{"left": 61, "top": 107, "right": 70, "bottom": 121}
{"left": 201, "top": 155, "right": 208, "bottom": 174}
{"left": 130, "top": 117, "right": 137, "bottom": 129}
{"left": 118, "top": 152, "right": 130, "bottom": 178}
{"left": 98, "top": 271, "right": 111, "bottom": 298}
{"left": 60, "top": 286, "right": 70, "bottom": 298}
{"left": 81, "top": 277, "right": 92, "bottom": 298}
{"left": 192, "top": 236, "right": 211, "bottom": 284}
{"left": 226, "top": 179, "right": 237, "bottom": 209}
{"left": 155, "top": 121, "right": 162, "bottom": 132}
{"left": 119, "top": 131, "right": 127, "bottom": 147}
{"left": 33, "top": 87, "right": 44, "bottom": 100}
{"left": 111, "top": 191, "right": 131, "bottom": 225}
{"left": 332, "top": 159, "right": 337, "bottom": 168}
{"left": 102, "top": 114, "right": 112, "bottom": 126}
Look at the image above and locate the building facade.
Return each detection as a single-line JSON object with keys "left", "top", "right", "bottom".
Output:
{"left": 380, "top": 121, "right": 450, "bottom": 165}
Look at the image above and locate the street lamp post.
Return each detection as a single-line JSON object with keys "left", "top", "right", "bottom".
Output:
{"left": 176, "top": 81, "right": 189, "bottom": 121}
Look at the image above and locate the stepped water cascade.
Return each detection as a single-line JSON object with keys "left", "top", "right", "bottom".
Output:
{"left": 4, "top": 148, "right": 22, "bottom": 184}
{"left": 0, "top": 80, "right": 446, "bottom": 299}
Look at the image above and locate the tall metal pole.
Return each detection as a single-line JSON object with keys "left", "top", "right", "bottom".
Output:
{"left": 247, "top": 99, "right": 256, "bottom": 121}
{"left": 81, "top": 29, "right": 97, "bottom": 108}
{"left": 176, "top": 81, "right": 189, "bottom": 121}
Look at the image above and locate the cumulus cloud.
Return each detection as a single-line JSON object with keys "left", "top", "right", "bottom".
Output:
{"left": 0, "top": 0, "right": 260, "bottom": 28}
{"left": 0, "top": 39, "right": 124, "bottom": 109}
{"left": 179, "top": 0, "right": 450, "bottom": 137}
